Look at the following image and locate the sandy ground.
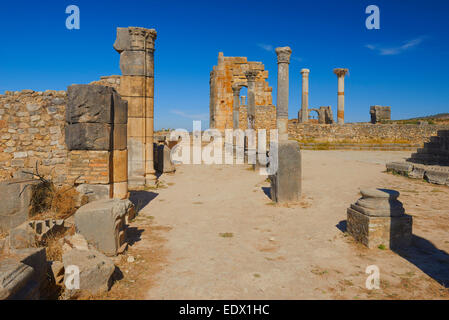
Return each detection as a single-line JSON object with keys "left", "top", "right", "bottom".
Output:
{"left": 109, "top": 150, "right": 449, "bottom": 300}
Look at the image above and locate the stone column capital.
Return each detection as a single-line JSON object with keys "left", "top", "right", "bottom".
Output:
{"left": 301, "top": 68, "right": 310, "bottom": 76}
{"left": 275, "top": 47, "right": 292, "bottom": 64}
{"left": 232, "top": 83, "right": 244, "bottom": 95}
{"left": 244, "top": 70, "right": 258, "bottom": 82}
{"left": 114, "top": 27, "right": 157, "bottom": 53}
{"left": 333, "top": 68, "right": 349, "bottom": 77}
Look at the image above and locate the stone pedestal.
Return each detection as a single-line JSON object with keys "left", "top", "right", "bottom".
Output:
{"left": 114, "top": 27, "right": 157, "bottom": 188}
{"left": 347, "top": 189, "right": 412, "bottom": 249}
{"left": 270, "top": 140, "right": 302, "bottom": 203}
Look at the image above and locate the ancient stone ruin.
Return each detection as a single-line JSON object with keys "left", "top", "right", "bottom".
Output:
{"left": 209, "top": 53, "right": 275, "bottom": 131}
{"left": 387, "top": 130, "right": 449, "bottom": 185}
{"left": 370, "top": 105, "right": 391, "bottom": 124}
{"left": 347, "top": 189, "right": 412, "bottom": 249}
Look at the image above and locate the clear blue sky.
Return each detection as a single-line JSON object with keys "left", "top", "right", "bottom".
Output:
{"left": 0, "top": 0, "right": 448, "bottom": 130}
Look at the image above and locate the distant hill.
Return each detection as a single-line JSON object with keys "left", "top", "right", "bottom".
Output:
{"left": 389, "top": 113, "right": 449, "bottom": 125}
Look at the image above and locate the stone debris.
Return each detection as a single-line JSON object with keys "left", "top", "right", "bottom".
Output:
{"left": 62, "top": 248, "right": 115, "bottom": 295}
{"left": 347, "top": 188, "right": 412, "bottom": 249}
{"left": 75, "top": 199, "right": 133, "bottom": 256}
{"left": 0, "top": 259, "right": 36, "bottom": 300}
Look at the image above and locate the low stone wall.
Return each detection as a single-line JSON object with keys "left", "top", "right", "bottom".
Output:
{"left": 0, "top": 90, "right": 68, "bottom": 184}
{"left": 288, "top": 123, "right": 449, "bottom": 146}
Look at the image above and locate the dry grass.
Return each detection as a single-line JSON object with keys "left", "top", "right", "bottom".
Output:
{"left": 30, "top": 183, "right": 79, "bottom": 221}
{"left": 41, "top": 225, "right": 75, "bottom": 262}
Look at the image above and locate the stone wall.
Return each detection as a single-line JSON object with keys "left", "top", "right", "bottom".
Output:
{"left": 90, "top": 75, "right": 121, "bottom": 91}
{"left": 0, "top": 90, "right": 68, "bottom": 184}
{"left": 238, "top": 105, "right": 277, "bottom": 131}
{"left": 288, "top": 122, "right": 449, "bottom": 145}
{"left": 210, "top": 52, "right": 274, "bottom": 130}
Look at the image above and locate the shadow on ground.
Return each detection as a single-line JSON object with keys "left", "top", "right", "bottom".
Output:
{"left": 393, "top": 235, "right": 449, "bottom": 288}
{"left": 336, "top": 220, "right": 449, "bottom": 288}
{"left": 125, "top": 227, "right": 145, "bottom": 246}
{"left": 129, "top": 191, "right": 159, "bottom": 213}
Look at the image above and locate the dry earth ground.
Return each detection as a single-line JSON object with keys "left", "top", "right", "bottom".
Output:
{"left": 95, "top": 150, "right": 449, "bottom": 300}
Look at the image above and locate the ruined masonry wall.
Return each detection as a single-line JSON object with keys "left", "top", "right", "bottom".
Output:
{"left": 0, "top": 90, "right": 68, "bottom": 184}
{"left": 289, "top": 123, "right": 449, "bottom": 144}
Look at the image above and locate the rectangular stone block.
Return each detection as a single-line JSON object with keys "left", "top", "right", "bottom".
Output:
{"left": 347, "top": 208, "right": 412, "bottom": 249}
{"left": 270, "top": 140, "right": 302, "bottom": 203}
{"left": 120, "top": 76, "right": 154, "bottom": 97}
{"left": 0, "top": 180, "right": 35, "bottom": 232}
{"left": 386, "top": 162, "right": 413, "bottom": 175}
{"left": 112, "top": 150, "right": 128, "bottom": 183}
{"left": 67, "top": 85, "right": 113, "bottom": 124}
{"left": 75, "top": 199, "right": 133, "bottom": 256}
{"left": 124, "top": 96, "right": 154, "bottom": 118}
{"left": 113, "top": 124, "right": 127, "bottom": 150}
{"left": 0, "top": 259, "right": 34, "bottom": 300}
{"left": 65, "top": 123, "right": 112, "bottom": 151}
{"left": 127, "top": 118, "right": 145, "bottom": 138}
{"left": 113, "top": 182, "right": 128, "bottom": 200}
{"left": 119, "top": 51, "right": 154, "bottom": 77}
{"left": 113, "top": 91, "right": 128, "bottom": 124}
{"left": 145, "top": 117, "right": 154, "bottom": 137}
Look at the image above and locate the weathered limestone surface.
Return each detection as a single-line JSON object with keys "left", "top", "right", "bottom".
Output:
{"left": 209, "top": 52, "right": 274, "bottom": 131}
{"left": 0, "top": 179, "right": 35, "bottom": 232}
{"left": 347, "top": 189, "right": 412, "bottom": 249}
{"left": 154, "top": 144, "right": 176, "bottom": 173}
{"left": 75, "top": 199, "right": 133, "bottom": 256}
{"left": 0, "top": 259, "right": 35, "bottom": 300}
{"left": 370, "top": 106, "right": 391, "bottom": 124}
{"left": 298, "top": 69, "right": 310, "bottom": 123}
{"left": 275, "top": 47, "right": 292, "bottom": 142}
{"left": 270, "top": 140, "right": 302, "bottom": 203}
{"left": 0, "top": 90, "right": 68, "bottom": 184}
{"left": 333, "top": 68, "right": 349, "bottom": 125}
{"left": 309, "top": 106, "right": 334, "bottom": 124}
{"left": 62, "top": 248, "right": 115, "bottom": 295}
{"left": 115, "top": 26, "right": 157, "bottom": 188}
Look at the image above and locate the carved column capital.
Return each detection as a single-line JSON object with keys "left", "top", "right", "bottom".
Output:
{"left": 333, "top": 68, "right": 349, "bottom": 77}
{"left": 244, "top": 70, "right": 258, "bottom": 82}
{"left": 275, "top": 46, "right": 292, "bottom": 64}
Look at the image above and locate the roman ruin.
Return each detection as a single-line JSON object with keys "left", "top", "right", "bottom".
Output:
{"left": 114, "top": 27, "right": 157, "bottom": 188}
{"left": 270, "top": 47, "right": 302, "bottom": 203}
{"left": 333, "top": 68, "right": 349, "bottom": 125}
{"left": 347, "top": 188, "right": 412, "bottom": 249}
{"left": 1, "top": 12, "right": 449, "bottom": 301}
{"left": 298, "top": 68, "right": 310, "bottom": 123}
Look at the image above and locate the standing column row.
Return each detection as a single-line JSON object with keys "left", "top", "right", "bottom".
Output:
{"left": 114, "top": 27, "right": 157, "bottom": 188}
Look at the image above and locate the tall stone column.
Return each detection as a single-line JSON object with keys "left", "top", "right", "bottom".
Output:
{"left": 275, "top": 47, "right": 292, "bottom": 141}
{"left": 232, "top": 85, "right": 241, "bottom": 129}
{"left": 299, "top": 68, "right": 310, "bottom": 123}
{"left": 114, "top": 27, "right": 157, "bottom": 188}
{"left": 270, "top": 46, "right": 301, "bottom": 203}
{"left": 245, "top": 71, "right": 258, "bottom": 130}
{"left": 333, "top": 68, "right": 349, "bottom": 125}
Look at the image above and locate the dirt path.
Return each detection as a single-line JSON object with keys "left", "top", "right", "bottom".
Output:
{"left": 128, "top": 150, "right": 449, "bottom": 300}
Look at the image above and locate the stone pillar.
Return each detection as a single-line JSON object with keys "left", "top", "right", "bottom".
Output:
{"left": 347, "top": 189, "right": 412, "bottom": 249}
{"left": 114, "top": 27, "right": 157, "bottom": 188}
{"left": 240, "top": 96, "right": 246, "bottom": 106}
{"left": 275, "top": 47, "right": 292, "bottom": 141}
{"left": 333, "top": 68, "right": 349, "bottom": 125}
{"left": 299, "top": 68, "right": 310, "bottom": 123}
{"left": 270, "top": 47, "right": 302, "bottom": 203}
{"left": 232, "top": 85, "right": 241, "bottom": 129}
{"left": 245, "top": 71, "right": 258, "bottom": 130}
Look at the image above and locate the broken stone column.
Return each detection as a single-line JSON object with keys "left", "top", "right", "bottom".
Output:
{"left": 298, "top": 68, "right": 310, "bottom": 123}
{"left": 270, "top": 47, "right": 302, "bottom": 203}
{"left": 232, "top": 85, "right": 242, "bottom": 129}
{"left": 347, "top": 189, "right": 412, "bottom": 249}
{"left": 245, "top": 71, "right": 258, "bottom": 130}
{"left": 114, "top": 27, "right": 157, "bottom": 188}
{"left": 275, "top": 47, "right": 292, "bottom": 141}
{"left": 333, "top": 68, "right": 349, "bottom": 125}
